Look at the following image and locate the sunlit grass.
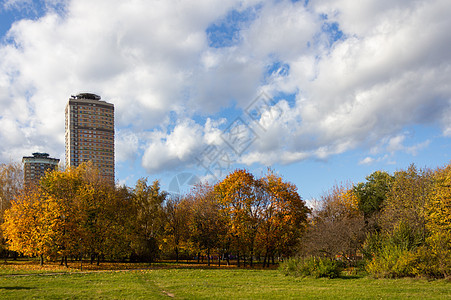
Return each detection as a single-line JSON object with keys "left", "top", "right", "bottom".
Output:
{"left": 0, "top": 261, "right": 449, "bottom": 299}
{"left": 0, "top": 259, "right": 155, "bottom": 275}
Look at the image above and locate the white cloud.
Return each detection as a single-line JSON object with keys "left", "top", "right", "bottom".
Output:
{"left": 0, "top": 0, "right": 247, "bottom": 163}
{"left": 406, "top": 140, "right": 431, "bottom": 156}
{"left": 387, "top": 135, "right": 406, "bottom": 153}
{"left": 359, "top": 157, "right": 375, "bottom": 165}
{"left": 2, "top": 0, "right": 33, "bottom": 10}
{"left": 115, "top": 130, "right": 139, "bottom": 163}
{"left": 141, "top": 120, "right": 205, "bottom": 173}
{"left": 0, "top": 0, "right": 450, "bottom": 175}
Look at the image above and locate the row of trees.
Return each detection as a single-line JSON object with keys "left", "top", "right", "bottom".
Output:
{"left": 303, "top": 164, "right": 450, "bottom": 278}
{"left": 1, "top": 160, "right": 449, "bottom": 278}
{"left": 1, "top": 164, "right": 166, "bottom": 265}
{"left": 0, "top": 163, "right": 310, "bottom": 266}
{"left": 164, "top": 169, "right": 310, "bottom": 267}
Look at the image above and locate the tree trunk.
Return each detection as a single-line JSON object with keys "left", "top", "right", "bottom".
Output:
{"left": 237, "top": 252, "right": 240, "bottom": 267}
{"left": 40, "top": 254, "right": 44, "bottom": 266}
{"left": 175, "top": 247, "right": 179, "bottom": 263}
{"left": 207, "top": 248, "right": 210, "bottom": 266}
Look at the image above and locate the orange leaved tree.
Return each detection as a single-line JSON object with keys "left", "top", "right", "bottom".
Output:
{"left": 214, "top": 169, "right": 264, "bottom": 267}
{"left": 257, "top": 170, "right": 310, "bottom": 267}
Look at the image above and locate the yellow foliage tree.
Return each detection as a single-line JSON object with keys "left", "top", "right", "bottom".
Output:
{"left": 162, "top": 195, "right": 192, "bottom": 262}
{"left": 3, "top": 162, "right": 133, "bottom": 265}
{"left": 2, "top": 190, "right": 62, "bottom": 265}
{"left": 426, "top": 163, "right": 451, "bottom": 276}
{"left": 214, "top": 169, "right": 263, "bottom": 266}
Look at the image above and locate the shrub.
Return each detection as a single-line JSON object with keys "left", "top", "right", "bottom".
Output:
{"left": 279, "top": 257, "right": 343, "bottom": 279}
{"left": 366, "top": 243, "right": 417, "bottom": 278}
{"left": 364, "top": 222, "right": 449, "bottom": 278}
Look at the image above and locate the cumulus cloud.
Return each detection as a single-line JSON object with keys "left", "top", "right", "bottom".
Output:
{"left": 141, "top": 120, "right": 205, "bottom": 173}
{"left": 0, "top": 0, "right": 449, "bottom": 177}
{"left": 359, "top": 157, "right": 375, "bottom": 165}
{"left": 115, "top": 130, "right": 139, "bottom": 163}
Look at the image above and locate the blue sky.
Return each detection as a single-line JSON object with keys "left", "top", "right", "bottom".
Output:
{"left": 0, "top": 0, "right": 450, "bottom": 202}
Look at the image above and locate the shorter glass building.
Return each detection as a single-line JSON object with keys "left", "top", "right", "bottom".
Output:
{"left": 22, "top": 152, "right": 59, "bottom": 187}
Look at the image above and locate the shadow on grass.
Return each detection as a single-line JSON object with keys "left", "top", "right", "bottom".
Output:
{"left": 1, "top": 286, "right": 35, "bottom": 290}
{"left": 339, "top": 275, "right": 364, "bottom": 280}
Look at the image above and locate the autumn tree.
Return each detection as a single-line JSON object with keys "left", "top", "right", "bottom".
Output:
{"left": 302, "top": 184, "right": 365, "bottom": 265}
{"left": 163, "top": 194, "right": 192, "bottom": 262}
{"left": 214, "top": 169, "right": 265, "bottom": 267}
{"left": 188, "top": 183, "right": 227, "bottom": 266}
{"left": 74, "top": 177, "right": 132, "bottom": 264}
{"left": 2, "top": 189, "right": 61, "bottom": 265}
{"left": 39, "top": 166, "right": 86, "bottom": 265}
{"left": 364, "top": 164, "right": 450, "bottom": 278}
{"left": 424, "top": 164, "right": 451, "bottom": 276}
{"left": 380, "top": 164, "right": 432, "bottom": 245}
{"left": 130, "top": 178, "right": 167, "bottom": 262}
{"left": 108, "top": 185, "right": 135, "bottom": 260}
{"left": 257, "top": 171, "right": 310, "bottom": 267}
{"left": 3, "top": 163, "right": 134, "bottom": 265}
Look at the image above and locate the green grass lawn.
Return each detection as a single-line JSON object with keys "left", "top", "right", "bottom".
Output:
{"left": 0, "top": 266, "right": 449, "bottom": 299}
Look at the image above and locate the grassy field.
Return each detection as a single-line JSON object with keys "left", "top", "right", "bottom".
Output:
{"left": 0, "top": 262, "right": 449, "bottom": 299}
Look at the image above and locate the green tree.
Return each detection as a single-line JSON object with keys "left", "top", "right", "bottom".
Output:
{"left": 354, "top": 171, "right": 393, "bottom": 225}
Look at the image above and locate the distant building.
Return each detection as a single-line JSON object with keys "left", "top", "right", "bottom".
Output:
{"left": 22, "top": 152, "right": 59, "bottom": 187}
{"left": 65, "top": 93, "right": 115, "bottom": 183}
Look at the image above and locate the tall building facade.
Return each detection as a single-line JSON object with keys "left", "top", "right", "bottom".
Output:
{"left": 65, "top": 93, "right": 115, "bottom": 183}
{"left": 22, "top": 152, "right": 59, "bottom": 187}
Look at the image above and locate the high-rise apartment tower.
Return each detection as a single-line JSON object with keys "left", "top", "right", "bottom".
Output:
{"left": 22, "top": 152, "right": 59, "bottom": 187}
{"left": 65, "top": 93, "right": 114, "bottom": 183}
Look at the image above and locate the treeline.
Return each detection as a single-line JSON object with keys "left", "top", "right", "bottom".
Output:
{"left": 0, "top": 161, "right": 449, "bottom": 278}
{"left": 0, "top": 164, "right": 310, "bottom": 267}
{"left": 301, "top": 164, "right": 450, "bottom": 278}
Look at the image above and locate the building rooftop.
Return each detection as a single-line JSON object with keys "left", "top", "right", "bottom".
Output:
{"left": 23, "top": 152, "right": 59, "bottom": 162}
{"left": 71, "top": 93, "right": 101, "bottom": 100}
{"left": 32, "top": 152, "right": 50, "bottom": 158}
